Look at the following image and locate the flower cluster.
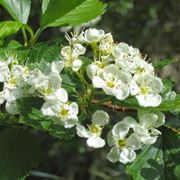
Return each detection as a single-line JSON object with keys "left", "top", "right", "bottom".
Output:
{"left": 62, "top": 28, "right": 163, "bottom": 107}
{"left": 0, "top": 28, "right": 167, "bottom": 165}
{"left": 107, "top": 110, "right": 165, "bottom": 164}
{"left": 0, "top": 56, "right": 78, "bottom": 128}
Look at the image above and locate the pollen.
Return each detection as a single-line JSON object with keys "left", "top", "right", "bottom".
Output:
{"left": 117, "top": 139, "right": 126, "bottom": 148}
{"left": 88, "top": 124, "right": 102, "bottom": 136}
{"left": 58, "top": 108, "right": 69, "bottom": 117}
{"left": 8, "top": 77, "right": 17, "bottom": 85}
{"left": 107, "top": 81, "right": 114, "bottom": 88}
{"left": 140, "top": 86, "right": 149, "bottom": 95}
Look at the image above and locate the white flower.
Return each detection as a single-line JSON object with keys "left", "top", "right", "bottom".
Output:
{"left": 84, "top": 28, "right": 105, "bottom": 43}
{"left": 133, "top": 110, "right": 165, "bottom": 144}
{"left": 61, "top": 44, "right": 86, "bottom": 71}
{"left": 52, "top": 61, "right": 64, "bottom": 74}
{"left": 92, "top": 64, "right": 132, "bottom": 100}
{"left": 0, "top": 60, "right": 10, "bottom": 82}
{"left": 99, "top": 33, "right": 114, "bottom": 54}
{"left": 130, "top": 74, "right": 163, "bottom": 107}
{"left": 76, "top": 110, "right": 109, "bottom": 148}
{"left": 41, "top": 100, "right": 79, "bottom": 128}
{"left": 112, "top": 42, "right": 140, "bottom": 59}
{"left": 107, "top": 120, "right": 141, "bottom": 164}
{"left": 86, "top": 61, "right": 108, "bottom": 80}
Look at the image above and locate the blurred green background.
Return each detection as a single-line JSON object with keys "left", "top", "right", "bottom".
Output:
{"left": 0, "top": 0, "right": 180, "bottom": 179}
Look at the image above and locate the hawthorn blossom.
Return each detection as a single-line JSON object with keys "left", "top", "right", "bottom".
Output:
{"left": 107, "top": 119, "right": 141, "bottom": 164}
{"left": 92, "top": 64, "right": 132, "bottom": 100}
{"left": 41, "top": 100, "right": 78, "bottom": 128}
{"left": 61, "top": 44, "right": 86, "bottom": 71}
{"left": 76, "top": 110, "right": 109, "bottom": 148}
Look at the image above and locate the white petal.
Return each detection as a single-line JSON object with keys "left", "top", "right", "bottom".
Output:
{"left": 86, "top": 64, "right": 98, "bottom": 79}
{"left": 87, "top": 136, "right": 105, "bottom": 148}
{"left": 126, "top": 134, "right": 141, "bottom": 150}
{"left": 107, "top": 146, "right": 120, "bottom": 163}
{"left": 41, "top": 101, "right": 58, "bottom": 116}
{"left": 55, "top": 88, "right": 68, "bottom": 103}
{"left": 63, "top": 117, "right": 78, "bottom": 128}
{"left": 140, "top": 134, "right": 157, "bottom": 145}
{"left": 0, "top": 91, "right": 6, "bottom": 105}
{"left": 107, "top": 131, "right": 117, "bottom": 146}
{"left": 73, "top": 44, "right": 86, "bottom": 55}
{"left": 72, "top": 59, "right": 82, "bottom": 71}
{"left": 134, "top": 124, "right": 148, "bottom": 136}
{"left": 92, "top": 76, "right": 104, "bottom": 88}
{"left": 92, "top": 110, "right": 109, "bottom": 126}
{"left": 70, "top": 102, "right": 79, "bottom": 115}
{"left": 154, "top": 111, "right": 165, "bottom": 127}
{"left": 112, "top": 122, "right": 129, "bottom": 139}
{"left": 5, "top": 101, "right": 19, "bottom": 114}
{"left": 76, "top": 124, "right": 90, "bottom": 138}
{"left": 49, "top": 72, "right": 62, "bottom": 89}
{"left": 114, "top": 84, "right": 129, "bottom": 100}
{"left": 119, "top": 148, "right": 136, "bottom": 164}
{"left": 123, "top": 116, "right": 138, "bottom": 128}
{"left": 130, "top": 80, "right": 139, "bottom": 95}
{"left": 136, "top": 94, "right": 162, "bottom": 107}
{"left": 51, "top": 61, "right": 64, "bottom": 74}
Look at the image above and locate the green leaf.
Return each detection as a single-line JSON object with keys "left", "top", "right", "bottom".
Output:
{"left": 27, "top": 42, "right": 61, "bottom": 65}
{"left": 0, "top": 21, "right": 22, "bottom": 38}
{"left": 0, "top": 0, "right": 31, "bottom": 24}
{"left": 41, "top": 0, "right": 106, "bottom": 27}
{"left": 153, "top": 59, "right": 175, "bottom": 69}
{"left": 42, "top": 0, "right": 50, "bottom": 14}
{"left": 126, "top": 126, "right": 180, "bottom": 179}
{"left": 0, "top": 127, "right": 42, "bottom": 180}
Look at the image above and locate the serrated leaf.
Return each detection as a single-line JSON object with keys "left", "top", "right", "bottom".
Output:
{"left": 0, "top": 127, "right": 42, "bottom": 180}
{"left": 0, "top": 21, "right": 22, "bottom": 38}
{"left": 41, "top": 0, "right": 106, "bottom": 27}
{"left": 27, "top": 42, "right": 61, "bottom": 65}
{"left": 126, "top": 126, "right": 180, "bottom": 179}
{"left": 153, "top": 59, "right": 175, "bottom": 69}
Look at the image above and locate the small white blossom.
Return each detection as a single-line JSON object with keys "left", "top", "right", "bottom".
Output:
{"left": 92, "top": 64, "right": 132, "bottom": 100}
{"left": 41, "top": 100, "right": 78, "bottom": 128}
{"left": 61, "top": 44, "right": 86, "bottom": 71}
{"left": 130, "top": 74, "right": 163, "bottom": 107}
{"left": 84, "top": 28, "right": 105, "bottom": 43}
{"left": 76, "top": 110, "right": 109, "bottom": 148}
{"left": 107, "top": 119, "right": 141, "bottom": 164}
{"left": 133, "top": 110, "right": 165, "bottom": 144}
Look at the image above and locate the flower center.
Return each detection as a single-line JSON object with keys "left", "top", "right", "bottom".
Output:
{"left": 140, "top": 86, "right": 149, "bottom": 95}
{"left": 88, "top": 124, "right": 102, "bottom": 136}
{"left": 58, "top": 107, "right": 69, "bottom": 119}
{"left": 8, "top": 77, "right": 17, "bottom": 85}
{"left": 43, "top": 86, "right": 53, "bottom": 95}
{"left": 117, "top": 139, "right": 126, "bottom": 148}
{"left": 135, "top": 67, "right": 145, "bottom": 74}
{"left": 24, "top": 67, "right": 29, "bottom": 76}
{"left": 106, "top": 81, "right": 115, "bottom": 88}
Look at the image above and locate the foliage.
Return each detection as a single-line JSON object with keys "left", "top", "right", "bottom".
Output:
{"left": 0, "top": 127, "right": 42, "bottom": 180}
